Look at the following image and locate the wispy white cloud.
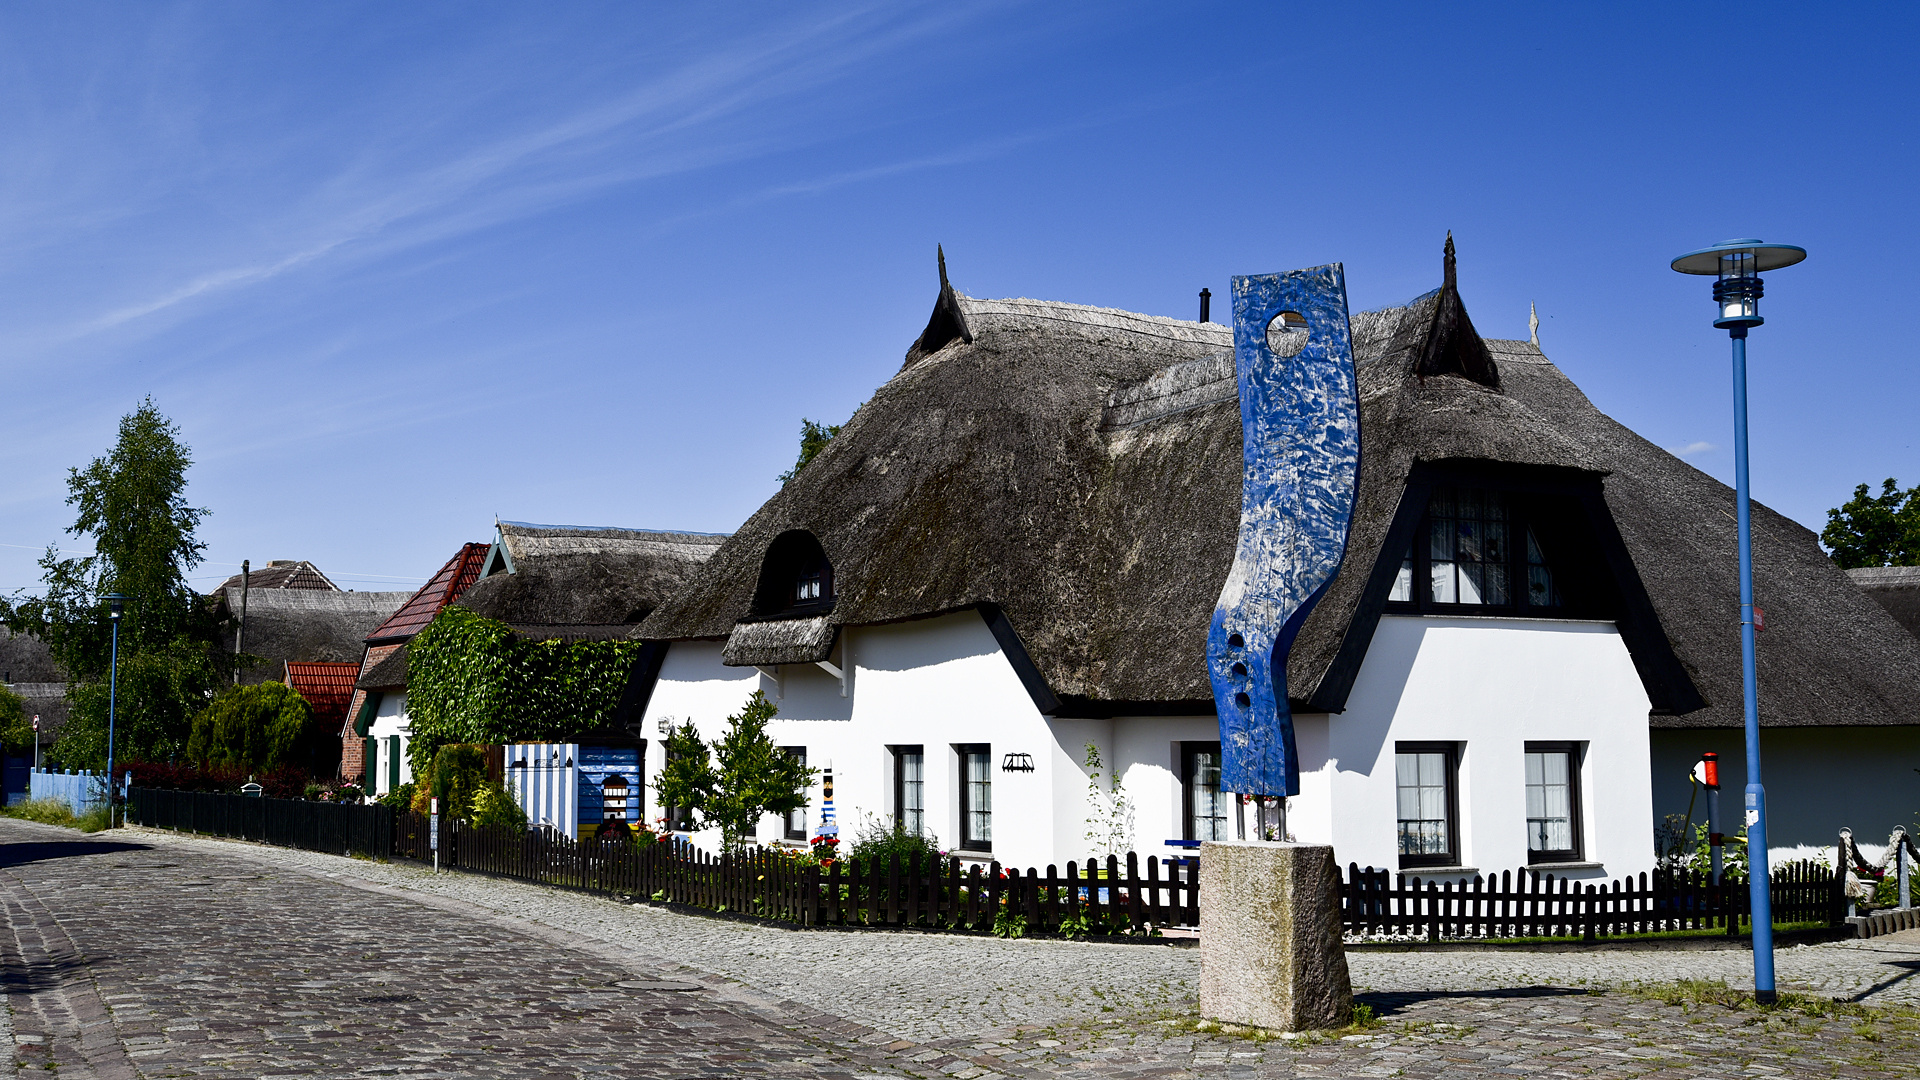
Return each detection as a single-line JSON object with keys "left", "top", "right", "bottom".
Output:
{"left": 49, "top": 4, "right": 983, "bottom": 342}
{"left": 1668, "top": 441, "right": 1716, "bottom": 459}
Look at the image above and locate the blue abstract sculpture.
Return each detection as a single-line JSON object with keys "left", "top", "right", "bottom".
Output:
{"left": 1208, "top": 264, "right": 1361, "bottom": 800}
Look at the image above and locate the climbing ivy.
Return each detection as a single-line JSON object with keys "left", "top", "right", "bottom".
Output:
{"left": 405, "top": 607, "right": 645, "bottom": 769}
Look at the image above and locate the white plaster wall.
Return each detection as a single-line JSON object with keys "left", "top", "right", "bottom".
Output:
{"left": 645, "top": 613, "right": 1062, "bottom": 866}
{"left": 1328, "top": 615, "right": 1654, "bottom": 881}
{"left": 366, "top": 692, "right": 412, "bottom": 796}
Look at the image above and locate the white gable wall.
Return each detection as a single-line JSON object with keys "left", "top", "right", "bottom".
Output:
{"left": 1322, "top": 615, "right": 1654, "bottom": 879}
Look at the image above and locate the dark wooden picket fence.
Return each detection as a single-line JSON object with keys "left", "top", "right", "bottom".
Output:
{"left": 127, "top": 787, "right": 393, "bottom": 859}
{"left": 1337, "top": 860, "right": 1842, "bottom": 941}
{"left": 128, "top": 788, "right": 1843, "bottom": 942}
{"left": 395, "top": 812, "right": 1198, "bottom": 933}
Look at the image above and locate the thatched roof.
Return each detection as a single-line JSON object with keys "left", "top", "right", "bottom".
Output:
{"left": 455, "top": 521, "right": 726, "bottom": 632}
{"left": 219, "top": 589, "right": 413, "bottom": 683}
{"left": 356, "top": 645, "right": 409, "bottom": 690}
{"left": 639, "top": 251, "right": 1920, "bottom": 729}
{"left": 207, "top": 559, "right": 339, "bottom": 593}
{"left": 6, "top": 682, "right": 67, "bottom": 746}
{"left": 1, "top": 629, "right": 61, "bottom": 684}
{"left": 1850, "top": 566, "right": 1920, "bottom": 640}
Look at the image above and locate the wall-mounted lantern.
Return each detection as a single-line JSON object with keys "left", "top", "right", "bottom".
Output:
{"left": 1000, "top": 752, "right": 1035, "bottom": 773}
{"left": 241, "top": 780, "right": 263, "bottom": 798}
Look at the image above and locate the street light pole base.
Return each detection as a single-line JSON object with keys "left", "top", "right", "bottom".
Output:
{"left": 1754, "top": 990, "right": 1778, "bottom": 1006}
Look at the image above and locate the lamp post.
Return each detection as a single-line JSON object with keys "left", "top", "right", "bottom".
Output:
{"left": 1670, "top": 238, "right": 1806, "bottom": 1005}
{"left": 105, "top": 593, "right": 127, "bottom": 823}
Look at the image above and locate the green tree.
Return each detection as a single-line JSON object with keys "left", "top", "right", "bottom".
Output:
{"left": 0, "top": 399, "right": 228, "bottom": 768}
{"left": 0, "top": 685, "right": 30, "bottom": 756}
{"left": 652, "top": 690, "right": 814, "bottom": 850}
{"left": 776, "top": 418, "right": 842, "bottom": 485}
{"left": 183, "top": 683, "right": 315, "bottom": 771}
{"left": 1823, "top": 478, "right": 1920, "bottom": 569}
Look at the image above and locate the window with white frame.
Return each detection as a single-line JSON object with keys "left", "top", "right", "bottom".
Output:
{"left": 1524, "top": 742, "right": 1583, "bottom": 863}
{"left": 1395, "top": 742, "right": 1460, "bottom": 868}
{"left": 957, "top": 744, "right": 992, "bottom": 852}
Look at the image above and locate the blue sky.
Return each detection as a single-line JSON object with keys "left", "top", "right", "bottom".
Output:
{"left": 2, "top": 3, "right": 1914, "bottom": 595}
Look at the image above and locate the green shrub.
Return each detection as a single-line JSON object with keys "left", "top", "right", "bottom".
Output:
{"left": 3, "top": 797, "right": 77, "bottom": 826}
{"left": 471, "top": 780, "right": 527, "bottom": 829}
{"left": 992, "top": 909, "right": 1027, "bottom": 938}
{"left": 75, "top": 805, "right": 113, "bottom": 833}
{"left": 411, "top": 744, "right": 488, "bottom": 821}
{"left": 379, "top": 781, "right": 416, "bottom": 811}
{"left": 848, "top": 813, "right": 944, "bottom": 873}
{"left": 184, "top": 683, "right": 316, "bottom": 771}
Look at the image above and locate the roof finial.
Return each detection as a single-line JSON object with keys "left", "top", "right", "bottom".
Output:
{"left": 1529, "top": 302, "right": 1540, "bottom": 347}
{"left": 937, "top": 244, "right": 949, "bottom": 290}
{"left": 1443, "top": 231, "right": 1457, "bottom": 289}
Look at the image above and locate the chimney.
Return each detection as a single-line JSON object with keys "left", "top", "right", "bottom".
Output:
{"left": 1199, "top": 288, "right": 1212, "bottom": 323}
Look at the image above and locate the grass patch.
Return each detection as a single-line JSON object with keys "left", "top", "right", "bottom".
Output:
{"left": 2, "top": 798, "right": 114, "bottom": 833}
{"left": 1621, "top": 978, "right": 1876, "bottom": 1019}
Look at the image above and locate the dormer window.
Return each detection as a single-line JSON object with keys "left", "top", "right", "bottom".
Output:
{"left": 1387, "top": 484, "right": 1595, "bottom": 616}
{"left": 750, "top": 530, "right": 835, "bottom": 618}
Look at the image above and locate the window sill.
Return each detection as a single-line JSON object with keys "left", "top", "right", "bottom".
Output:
{"left": 1527, "top": 861, "right": 1603, "bottom": 871}
{"left": 1398, "top": 865, "right": 1478, "bottom": 877}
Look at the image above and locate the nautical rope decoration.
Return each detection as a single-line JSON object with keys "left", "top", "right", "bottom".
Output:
{"left": 1208, "top": 264, "right": 1360, "bottom": 802}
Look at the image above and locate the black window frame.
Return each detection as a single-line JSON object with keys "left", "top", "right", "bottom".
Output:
{"left": 1382, "top": 481, "right": 1607, "bottom": 619}
{"left": 891, "top": 745, "right": 925, "bottom": 835}
{"left": 956, "top": 743, "right": 992, "bottom": 853}
{"left": 1180, "top": 741, "right": 1227, "bottom": 843}
{"left": 781, "top": 746, "right": 808, "bottom": 841}
{"left": 1394, "top": 741, "right": 1462, "bottom": 870}
{"left": 1523, "top": 741, "right": 1584, "bottom": 864}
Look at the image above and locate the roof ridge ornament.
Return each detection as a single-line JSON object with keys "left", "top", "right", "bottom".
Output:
{"left": 901, "top": 244, "right": 974, "bottom": 369}
{"left": 1416, "top": 233, "right": 1500, "bottom": 388}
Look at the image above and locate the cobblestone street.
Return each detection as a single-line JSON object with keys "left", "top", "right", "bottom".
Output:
{"left": 4, "top": 819, "right": 1919, "bottom": 1077}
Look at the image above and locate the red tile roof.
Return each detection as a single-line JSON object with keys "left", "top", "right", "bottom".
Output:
{"left": 365, "top": 543, "right": 490, "bottom": 643}
{"left": 285, "top": 661, "right": 362, "bottom": 725}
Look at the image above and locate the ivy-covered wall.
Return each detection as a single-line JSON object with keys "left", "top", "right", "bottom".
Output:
{"left": 405, "top": 606, "right": 645, "bottom": 766}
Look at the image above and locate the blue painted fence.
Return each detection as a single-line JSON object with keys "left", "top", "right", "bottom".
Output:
{"left": 29, "top": 768, "right": 107, "bottom": 815}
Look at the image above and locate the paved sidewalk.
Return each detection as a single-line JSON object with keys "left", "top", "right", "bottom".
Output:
{"left": 5, "top": 820, "right": 1918, "bottom": 1078}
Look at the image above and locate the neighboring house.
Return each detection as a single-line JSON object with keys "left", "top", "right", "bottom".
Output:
{"left": 455, "top": 520, "right": 726, "bottom": 834}
{"left": 284, "top": 661, "right": 360, "bottom": 777}
{"left": 343, "top": 524, "right": 725, "bottom": 799}
{"left": 209, "top": 560, "right": 412, "bottom": 685}
{"left": 632, "top": 248, "right": 1920, "bottom": 876}
{"left": 341, "top": 543, "right": 490, "bottom": 795}
{"left": 2, "top": 630, "right": 65, "bottom": 795}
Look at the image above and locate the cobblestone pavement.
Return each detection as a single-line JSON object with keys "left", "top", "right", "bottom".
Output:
{"left": 7, "top": 821, "right": 1919, "bottom": 1078}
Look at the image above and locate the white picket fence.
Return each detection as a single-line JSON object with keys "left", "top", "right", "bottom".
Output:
{"left": 29, "top": 768, "right": 107, "bottom": 815}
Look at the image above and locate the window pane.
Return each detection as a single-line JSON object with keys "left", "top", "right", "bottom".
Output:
{"left": 966, "top": 751, "right": 992, "bottom": 844}
{"left": 1525, "top": 750, "right": 1575, "bottom": 853}
{"left": 1390, "top": 551, "right": 1413, "bottom": 603}
{"left": 899, "top": 750, "right": 924, "bottom": 835}
{"left": 1429, "top": 561, "right": 1457, "bottom": 604}
{"left": 1395, "top": 751, "right": 1451, "bottom": 858}
{"left": 1190, "top": 748, "right": 1226, "bottom": 841}
{"left": 1526, "top": 528, "right": 1561, "bottom": 608}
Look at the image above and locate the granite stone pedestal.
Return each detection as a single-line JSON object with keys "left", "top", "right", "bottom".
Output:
{"left": 1199, "top": 840, "right": 1352, "bottom": 1032}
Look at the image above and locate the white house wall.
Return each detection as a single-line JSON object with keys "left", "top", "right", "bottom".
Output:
{"left": 643, "top": 610, "right": 1658, "bottom": 877}
{"left": 366, "top": 692, "right": 412, "bottom": 797}
{"left": 1327, "top": 615, "right": 1654, "bottom": 880}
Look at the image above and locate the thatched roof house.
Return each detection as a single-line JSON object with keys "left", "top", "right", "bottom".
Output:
{"left": 457, "top": 521, "right": 727, "bottom": 640}
{"left": 638, "top": 258, "right": 1920, "bottom": 734}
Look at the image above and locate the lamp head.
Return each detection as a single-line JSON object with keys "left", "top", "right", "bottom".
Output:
{"left": 105, "top": 593, "right": 127, "bottom": 620}
{"left": 1670, "top": 238, "right": 1806, "bottom": 330}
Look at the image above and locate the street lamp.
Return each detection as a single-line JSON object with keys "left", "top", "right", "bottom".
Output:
{"left": 1670, "top": 237, "right": 1806, "bottom": 1006}
{"left": 105, "top": 593, "right": 127, "bottom": 822}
